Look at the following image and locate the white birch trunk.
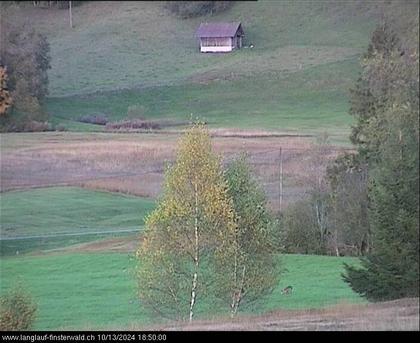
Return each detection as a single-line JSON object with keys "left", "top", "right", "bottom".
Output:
{"left": 189, "top": 183, "right": 199, "bottom": 323}
{"left": 230, "top": 253, "right": 238, "bottom": 317}
{"left": 189, "top": 270, "right": 198, "bottom": 322}
{"left": 231, "top": 265, "right": 246, "bottom": 317}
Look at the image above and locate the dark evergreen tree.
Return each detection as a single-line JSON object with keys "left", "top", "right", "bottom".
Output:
{"left": 349, "top": 22, "right": 405, "bottom": 160}
{"left": 343, "top": 20, "right": 419, "bottom": 301}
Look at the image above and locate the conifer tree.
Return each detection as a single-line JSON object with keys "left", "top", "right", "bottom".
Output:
{"left": 343, "top": 21, "right": 419, "bottom": 300}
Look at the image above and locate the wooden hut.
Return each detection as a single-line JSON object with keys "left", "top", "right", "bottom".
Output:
{"left": 196, "top": 22, "right": 244, "bottom": 53}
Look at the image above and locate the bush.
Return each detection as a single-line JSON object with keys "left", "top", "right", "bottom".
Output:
{"left": 165, "top": 1, "right": 234, "bottom": 19}
{"left": 0, "top": 118, "right": 51, "bottom": 132}
{"left": 56, "top": 1, "right": 84, "bottom": 9}
{"left": 32, "top": 1, "right": 84, "bottom": 9}
{"left": 78, "top": 114, "right": 108, "bottom": 125}
{"left": 55, "top": 124, "right": 67, "bottom": 132}
{"left": 23, "top": 120, "right": 51, "bottom": 132}
{"left": 280, "top": 199, "right": 327, "bottom": 255}
{"left": 0, "top": 285, "right": 37, "bottom": 331}
{"left": 105, "top": 119, "right": 160, "bottom": 131}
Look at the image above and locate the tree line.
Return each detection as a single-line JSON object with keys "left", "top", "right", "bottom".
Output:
{"left": 342, "top": 19, "right": 419, "bottom": 301}
{"left": 280, "top": 19, "right": 419, "bottom": 301}
{"left": 164, "top": 1, "right": 234, "bottom": 19}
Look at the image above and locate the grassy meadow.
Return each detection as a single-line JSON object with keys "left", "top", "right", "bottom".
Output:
{"left": 1, "top": 187, "right": 154, "bottom": 237}
{"left": 0, "top": 253, "right": 364, "bottom": 330}
{"left": 18, "top": 1, "right": 373, "bottom": 97}
{"left": 0, "top": 185, "right": 365, "bottom": 330}
{"left": 6, "top": 0, "right": 395, "bottom": 141}
{"left": 0, "top": 187, "right": 155, "bottom": 255}
{"left": 47, "top": 60, "right": 358, "bottom": 142}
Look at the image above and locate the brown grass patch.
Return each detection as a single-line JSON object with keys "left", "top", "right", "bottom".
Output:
{"left": 117, "top": 298, "right": 419, "bottom": 331}
{"left": 1, "top": 132, "right": 351, "bottom": 211}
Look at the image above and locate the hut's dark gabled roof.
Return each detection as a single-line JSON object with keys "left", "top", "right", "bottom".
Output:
{"left": 196, "top": 22, "right": 243, "bottom": 38}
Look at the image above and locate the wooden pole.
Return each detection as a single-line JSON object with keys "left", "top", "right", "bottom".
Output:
{"left": 399, "top": 129, "right": 403, "bottom": 160}
{"left": 69, "top": 1, "right": 73, "bottom": 29}
{"left": 279, "top": 147, "right": 283, "bottom": 213}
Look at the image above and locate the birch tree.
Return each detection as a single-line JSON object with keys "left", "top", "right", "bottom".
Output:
{"left": 217, "top": 154, "right": 280, "bottom": 317}
{"left": 136, "top": 122, "right": 236, "bottom": 322}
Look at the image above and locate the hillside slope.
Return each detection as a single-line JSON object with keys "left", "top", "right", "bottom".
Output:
{"left": 5, "top": 1, "right": 418, "bottom": 137}
{"left": 10, "top": 1, "right": 376, "bottom": 97}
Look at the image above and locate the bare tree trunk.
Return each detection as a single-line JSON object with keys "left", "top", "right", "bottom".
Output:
{"left": 399, "top": 129, "right": 403, "bottom": 160}
{"left": 231, "top": 265, "right": 246, "bottom": 317}
{"left": 334, "top": 230, "right": 340, "bottom": 256}
{"left": 230, "top": 252, "right": 238, "bottom": 317}
{"left": 189, "top": 183, "right": 199, "bottom": 323}
{"left": 315, "top": 202, "right": 323, "bottom": 242}
{"left": 69, "top": 1, "right": 73, "bottom": 29}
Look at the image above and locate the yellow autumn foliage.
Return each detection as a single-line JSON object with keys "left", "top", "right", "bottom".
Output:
{"left": 136, "top": 122, "right": 237, "bottom": 320}
{"left": 0, "top": 66, "right": 13, "bottom": 116}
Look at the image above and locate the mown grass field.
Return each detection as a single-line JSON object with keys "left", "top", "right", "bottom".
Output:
{"left": 0, "top": 253, "right": 364, "bottom": 330}
{"left": 0, "top": 187, "right": 155, "bottom": 255}
{"left": 0, "top": 185, "right": 365, "bottom": 330}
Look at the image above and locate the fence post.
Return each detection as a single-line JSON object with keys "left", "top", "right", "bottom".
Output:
{"left": 279, "top": 147, "right": 283, "bottom": 213}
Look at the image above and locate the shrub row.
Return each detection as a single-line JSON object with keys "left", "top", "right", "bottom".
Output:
{"left": 77, "top": 114, "right": 108, "bottom": 125}
{"left": 105, "top": 119, "right": 161, "bottom": 131}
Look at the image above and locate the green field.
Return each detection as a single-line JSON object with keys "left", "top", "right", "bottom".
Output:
{"left": 0, "top": 253, "right": 364, "bottom": 330}
{"left": 0, "top": 187, "right": 155, "bottom": 255}
{"left": 21, "top": 1, "right": 373, "bottom": 97}
{"left": 7, "top": 1, "right": 391, "bottom": 139}
{"left": 0, "top": 186, "right": 365, "bottom": 330}
{"left": 1, "top": 0, "right": 417, "bottom": 331}
{"left": 47, "top": 59, "right": 358, "bottom": 142}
